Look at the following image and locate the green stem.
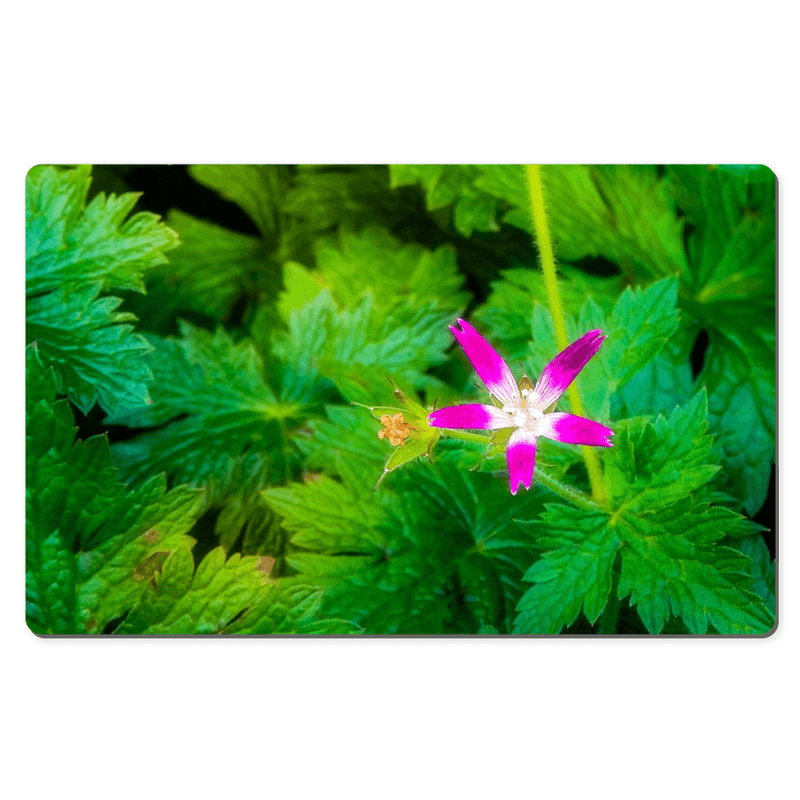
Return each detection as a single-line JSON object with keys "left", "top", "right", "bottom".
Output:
{"left": 437, "top": 430, "right": 599, "bottom": 511}
{"left": 525, "top": 165, "right": 608, "bottom": 508}
{"left": 437, "top": 429, "right": 493, "bottom": 445}
{"left": 536, "top": 469, "right": 600, "bottom": 513}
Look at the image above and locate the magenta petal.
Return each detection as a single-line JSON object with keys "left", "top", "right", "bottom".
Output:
{"left": 532, "top": 329, "right": 606, "bottom": 409}
{"left": 506, "top": 428, "right": 537, "bottom": 495}
{"left": 538, "top": 412, "right": 614, "bottom": 447}
{"left": 428, "top": 404, "right": 514, "bottom": 430}
{"left": 450, "top": 319, "right": 520, "bottom": 406}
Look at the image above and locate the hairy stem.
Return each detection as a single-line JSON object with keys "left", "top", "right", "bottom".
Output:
{"left": 535, "top": 469, "right": 601, "bottom": 512}
{"left": 525, "top": 165, "right": 608, "bottom": 508}
{"left": 436, "top": 428, "right": 493, "bottom": 445}
{"left": 437, "top": 429, "right": 600, "bottom": 511}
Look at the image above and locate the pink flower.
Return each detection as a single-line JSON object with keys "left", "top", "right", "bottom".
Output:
{"left": 428, "top": 319, "right": 614, "bottom": 495}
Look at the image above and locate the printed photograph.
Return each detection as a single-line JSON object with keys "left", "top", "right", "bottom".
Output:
{"left": 25, "top": 164, "right": 776, "bottom": 635}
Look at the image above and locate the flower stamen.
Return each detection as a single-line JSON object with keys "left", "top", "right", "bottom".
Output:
{"left": 378, "top": 412, "right": 416, "bottom": 447}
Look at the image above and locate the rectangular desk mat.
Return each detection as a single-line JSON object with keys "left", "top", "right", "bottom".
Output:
{"left": 25, "top": 164, "right": 776, "bottom": 636}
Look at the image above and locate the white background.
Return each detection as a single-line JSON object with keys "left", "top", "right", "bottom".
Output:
{"left": 4, "top": 2, "right": 795, "bottom": 798}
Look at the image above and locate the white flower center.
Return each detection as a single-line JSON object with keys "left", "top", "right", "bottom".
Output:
{"left": 501, "top": 394, "right": 544, "bottom": 433}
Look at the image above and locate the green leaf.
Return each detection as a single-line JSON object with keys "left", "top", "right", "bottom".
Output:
{"left": 285, "top": 166, "right": 395, "bottom": 229}
{"left": 472, "top": 264, "right": 624, "bottom": 363}
{"left": 390, "top": 164, "right": 503, "bottom": 236}
{"left": 275, "top": 261, "right": 329, "bottom": 324}
{"left": 26, "top": 165, "right": 179, "bottom": 295}
{"left": 279, "top": 399, "right": 544, "bottom": 634}
{"left": 604, "top": 391, "right": 717, "bottom": 513}
{"left": 701, "top": 326, "right": 775, "bottom": 515}
{"left": 616, "top": 518, "right": 772, "bottom": 635}
{"left": 469, "top": 165, "right": 688, "bottom": 280}
{"left": 525, "top": 276, "right": 680, "bottom": 420}
{"left": 149, "top": 210, "right": 269, "bottom": 320}
{"left": 537, "top": 165, "right": 688, "bottom": 280}
{"left": 263, "top": 227, "right": 468, "bottom": 404}
{"left": 27, "top": 285, "right": 154, "bottom": 415}
{"left": 266, "top": 475, "right": 391, "bottom": 553}
{"left": 266, "top": 466, "right": 460, "bottom": 634}
{"left": 514, "top": 394, "right": 774, "bottom": 635}
{"left": 313, "top": 226, "right": 469, "bottom": 313}
{"left": 267, "top": 406, "right": 541, "bottom": 634}
{"left": 614, "top": 333, "right": 695, "bottom": 419}
{"left": 117, "top": 545, "right": 361, "bottom": 635}
{"left": 107, "top": 323, "right": 304, "bottom": 501}
{"left": 188, "top": 164, "right": 288, "bottom": 239}
{"left": 280, "top": 165, "right": 414, "bottom": 258}
{"left": 225, "top": 585, "right": 362, "bottom": 635}
{"left": 296, "top": 404, "right": 386, "bottom": 479}
{"left": 668, "top": 165, "right": 774, "bottom": 305}
{"left": 669, "top": 165, "right": 776, "bottom": 514}
{"left": 114, "top": 546, "right": 195, "bottom": 634}
{"left": 26, "top": 345, "right": 202, "bottom": 634}
{"left": 122, "top": 547, "right": 265, "bottom": 634}
{"left": 271, "top": 286, "right": 457, "bottom": 405}
{"left": 609, "top": 397, "right": 773, "bottom": 634}
{"left": 26, "top": 165, "right": 178, "bottom": 415}
{"left": 214, "top": 490, "right": 285, "bottom": 557}
{"left": 514, "top": 507, "right": 620, "bottom": 634}
{"left": 407, "top": 464, "right": 545, "bottom": 632}
{"left": 736, "top": 535, "right": 775, "bottom": 615}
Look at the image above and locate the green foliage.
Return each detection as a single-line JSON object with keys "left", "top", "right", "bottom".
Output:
{"left": 515, "top": 393, "right": 774, "bottom": 635}
{"left": 25, "top": 164, "right": 775, "bottom": 636}
{"left": 27, "top": 344, "right": 356, "bottom": 636}
{"left": 515, "top": 507, "right": 620, "bottom": 634}
{"left": 26, "top": 165, "right": 179, "bottom": 414}
{"left": 390, "top": 164, "right": 503, "bottom": 236}
{"left": 107, "top": 322, "right": 304, "bottom": 502}
{"left": 522, "top": 277, "right": 681, "bottom": 420}
{"left": 117, "top": 545, "right": 360, "bottom": 635}
{"left": 668, "top": 165, "right": 776, "bottom": 515}
{"left": 472, "top": 264, "right": 624, "bottom": 363}
{"left": 283, "top": 165, "right": 416, "bottom": 254}
{"left": 736, "top": 534, "right": 776, "bottom": 612}
{"left": 147, "top": 210, "right": 268, "bottom": 321}
{"left": 263, "top": 228, "right": 468, "bottom": 404}
{"left": 27, "top": 286, "right": 156, "bottom": 414}
{"left": 188, "top": 164, "right": 287, "bottom": 239}
{"left": 392, "top": 165, "right": 688, "bottom": 281}
{"left": 188, "top": 164, "right": 415, "bottom": 265}
{"left": 270, "top": 288, "right": 454, "bottom": 404}
{"left": 614, "top": 334, "right": 695, "bottom": 419}
{"left": 313, "top": 226, "right": 468, "bottom": 312}
{"left": 266, "top": 404, "right": 543, "bottom": 634}
{"left": 539, "top": 165, "right": 688, "bottom": 279}
{"left": 26, "top": 345, "right": 202, "bottom": 634}
{"left": 26, "top": 165, "right": 178, "bottom": 295}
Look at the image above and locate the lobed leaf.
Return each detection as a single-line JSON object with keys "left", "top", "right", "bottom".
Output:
{"left": 668, "top": 165, "right": 776, "bottom": 514}
{"left": 514, "top": 394, "right": 774, "bottom": 635}
{"left": 26, "top": 165, "right": 178, "bottom": 415}
{"left": 525, "top": 276, "right": 680, "bottom": 421}
{"left": 26, "top": 165, "right": 179, "bottom": 296}
{"left": 25, "top": 346, "right": 203, "bottom": 634}
{"left": 147, "top": 210, "right": 269, "bottom": 321}
{"left": 188, "top": 164, "right": 288, "bottom": 239}
{"left": 108, "top": 323, "right": 304, "bottom": 501}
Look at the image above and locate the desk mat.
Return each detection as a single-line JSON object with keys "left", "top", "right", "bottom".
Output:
{"left": 25, "top": 164, "right": 776, "bottom": 636}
